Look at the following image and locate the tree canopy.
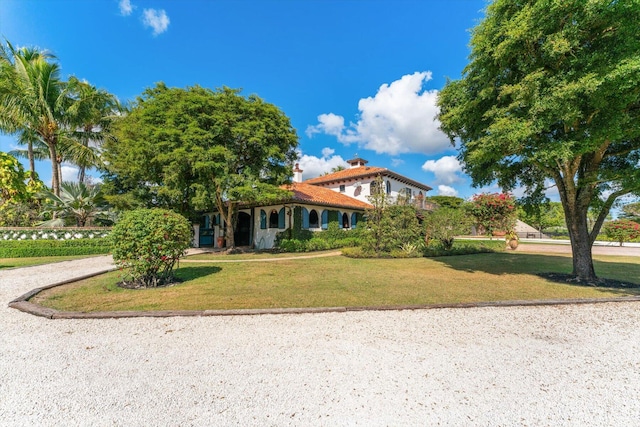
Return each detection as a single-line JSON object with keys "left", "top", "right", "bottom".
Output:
{"left": 437, "top": 0, "right": 640, "bottom": 281}
{"left": 426, "top": 195, "right": 465, "bottom": 210}
{"left": 103, "top": 83, "right": 298, "bottom": 246}
{"left": 621, "top": 201, "right": 640, "bottom": 223}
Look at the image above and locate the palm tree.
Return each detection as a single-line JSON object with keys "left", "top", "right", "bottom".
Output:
{"left": 64, "top": 77, "right": 120, "bottom": 183}
{"left": 0, "top": 40, "right": 70, "bottom": 196}
{"left": 8, "top": 128, "right": 49, "bottom": 182}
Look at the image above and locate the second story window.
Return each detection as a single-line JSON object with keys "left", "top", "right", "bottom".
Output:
{"left": 405, "top": 187, "right": 412, "bottom": 200}
{"left": 339, "top": 184, "right": 345, "bottom": 192}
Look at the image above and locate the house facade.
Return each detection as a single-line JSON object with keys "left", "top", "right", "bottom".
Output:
{"left": 196, "top": 158, "right": 433, "bottom": 249}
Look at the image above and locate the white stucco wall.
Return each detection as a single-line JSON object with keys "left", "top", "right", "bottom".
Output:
{"left": 318, "top": 176, "right": 428, "bottom": 205}
{"left": 203, "top": 203, "right": 365, "bottom": 250}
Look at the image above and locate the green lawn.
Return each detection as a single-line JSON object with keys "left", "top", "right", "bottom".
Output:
{"left": 185, "top": 249, "right": 340, "bottom": 261}
{"left": 32, "top": 251, "right": 640, "bottom": 312}
{"left": 0, "top": 255, "right": 97, "bottom": 269}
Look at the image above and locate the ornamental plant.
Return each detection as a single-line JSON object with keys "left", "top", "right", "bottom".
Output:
{"left": 110, "top": 208, "right": 192, "bottom": 288}
{"left": 423, "top": 207, "right": 473, "bottom": 250}
{"left": 603, "top": 220, "right": 640, "bottom": 247}
{"left": 467, "top": 193, "right": 516, "bottom": 237}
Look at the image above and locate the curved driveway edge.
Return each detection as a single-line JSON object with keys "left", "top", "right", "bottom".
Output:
{"left": 10, "top": 283, "right": 640, "bottom": 319}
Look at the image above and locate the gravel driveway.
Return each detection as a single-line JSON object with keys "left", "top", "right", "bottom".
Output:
{"left": 2, "top": 256, "right": 640, "bottom": 426}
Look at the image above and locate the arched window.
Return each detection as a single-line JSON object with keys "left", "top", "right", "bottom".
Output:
{"left": 342, "top": 212, "right": 350, "bottom": 229}
{"left": 260, "top": 210, "right": 267, "bottom": 229}
{"left": 309, "top": 210, "right": 319, "bottom": 228}
{"left": 370, "top": 180, "right": 379, "bottom": 195}
{"left": 386, "top": 180, "right": 391, "bottom": 195}
{"left": 269, "top": 210, "right": 279, "bottom": 228}
{"left": 351, "top": 212, "right": 357, "bottom": 229}
{"left": 302, "top": 207, "right": 309, "bottom": 229}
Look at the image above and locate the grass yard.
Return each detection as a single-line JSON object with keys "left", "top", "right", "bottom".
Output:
{"left": 0, "top": 255, "right": 97, "bottom": 269}
{"left": 32, "top": 251, "right": 640, "bottom": 312}
{"left": 186, "top": 249, "right": 340, "bottom": 261}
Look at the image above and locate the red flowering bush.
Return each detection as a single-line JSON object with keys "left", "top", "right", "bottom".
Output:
{"left": 603, "top": 219, "right": 640, "bottom": 247}
{"left": 110, "top": 208, "right": 192, "bottom": 288}
{"left": 468, "top": 193, "right": 517, "bottom": 237}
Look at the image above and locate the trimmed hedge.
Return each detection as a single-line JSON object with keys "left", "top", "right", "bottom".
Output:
{"left": 0, "top": 238, "right": 111, "bottom": 258}
{"left": 341, "top": 240, "right": 504, "bottom": 259}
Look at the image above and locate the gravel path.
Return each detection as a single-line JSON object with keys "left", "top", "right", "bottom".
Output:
{"left": 2, "top": 256, "right": 640, "bottom": 425}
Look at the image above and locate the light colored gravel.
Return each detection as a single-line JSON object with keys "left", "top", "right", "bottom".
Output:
{"left": 2, "top": 257, "right": 640, "bottom": 426}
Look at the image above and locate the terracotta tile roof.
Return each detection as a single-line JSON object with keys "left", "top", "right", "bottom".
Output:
{"left": 303, "top": 166, "right": 388, "bottom": 185}
{"left": 280, "top": 183, "right": 372, "bottom": 210}
{"left": 303, "top": 166, "right": 433, "bottom": 192}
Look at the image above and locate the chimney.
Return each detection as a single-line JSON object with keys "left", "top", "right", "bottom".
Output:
{"left": 293, "top": 163, "right": 303, "bottom": 183}
{"left": 347, "top": 157, "right": 368, "bottom": 169}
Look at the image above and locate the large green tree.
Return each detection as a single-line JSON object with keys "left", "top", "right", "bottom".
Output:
{"left": 438, "top": 0, "right": 640, "bottom": 282}
{"left": 621, "top": 201, "right": 640, "bottom": 223}
{"left": 104, "top": 84, "right": 298, "bottom": 247}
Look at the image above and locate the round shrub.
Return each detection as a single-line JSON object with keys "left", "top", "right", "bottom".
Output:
{"left": 110, "top": 208, "right": 192, "bottom": 288}
{"left": 603, "top": 219, "right": 640, "bottom": 246}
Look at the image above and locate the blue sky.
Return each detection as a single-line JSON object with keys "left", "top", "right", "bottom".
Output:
{"left": 1, "top": 0, "right": 496, "bottom": 200}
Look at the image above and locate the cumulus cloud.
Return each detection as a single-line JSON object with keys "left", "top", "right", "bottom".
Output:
{"left": 306, "top": 72, "right": 451, "bottom": 156}
{"left": 321, "top": 147, "right": 335, "bottom": 158}
{"left": 143, "top": 8, "right": 170, "bottom": 36}
{"left": 391, "top": 158, "right": 404, "bottom": 167}
{"left": 60, "top": 165, "right": 79, "bottom": 183}
{"left": 306, "top": 113, "right": 346, "bottom": 138}
{"left": 437, "top": 185, "right": 459, "bottom": 197}
{"left": 296, "top": 148, "right": 348, "bottom": 179}
{"left": 119, "top": 0, "right": 134, "bottom": 16}
{"left": 421, "top": 155, "right": 463, "bottom": 185}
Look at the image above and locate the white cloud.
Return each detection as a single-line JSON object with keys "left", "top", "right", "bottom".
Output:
{"left": 296, "top": 148, "right": 348, "bottom": 179}
{"left": 391, "top": 158, "right": 404, "bottom": 167}
{"left": 321, "top": 147, "right": 335, "bottom": 158}
{"left": 61, "top": 165, "right": 79, "bottom": 183}
{"left": 119, "top": 0, "right": 134, "bottom": 16}
{"left": 437, "top": 185, "right": 459, "bottom": 197}
{"left": 306, "top": 113, "right": 346, "bottom": 138}
{"left": 421, "top": 155, "right": 463, "bottom": 185}
{"left": 306, "top": 72, "right": 451, "bottom": 156}
{"left": 143, "top": 9, "right": 170, "bottom": 36}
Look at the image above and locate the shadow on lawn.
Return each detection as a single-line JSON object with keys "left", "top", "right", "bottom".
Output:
{"left": 175, "top": 265, "right": 221, "bottom": 281}
{"left": 430, "top": 252, "right": 640, "bottom": 293}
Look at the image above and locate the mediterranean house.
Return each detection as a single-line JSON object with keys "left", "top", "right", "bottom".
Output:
{"left": 195, "top": 158, "right": 433, "bottom": 249}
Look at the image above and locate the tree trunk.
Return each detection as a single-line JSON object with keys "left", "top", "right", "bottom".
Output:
{"left": 225, "top": 202, "right": 235, "bottom": 248}
{"left": 27, "top": 140, "right": 36, "bottom": 182}
{"left": 561, "top": 192, "right": 597, "bottom": 282}
{"left": 567, "top": 216, "right": 597, "bottom": 281}
{"left": 48, "top": 142, "right": 60, "bottom": 197}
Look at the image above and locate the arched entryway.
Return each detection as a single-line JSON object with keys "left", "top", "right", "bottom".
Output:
{"left": 234, "top": 212, "right": 252, "bottom": 246}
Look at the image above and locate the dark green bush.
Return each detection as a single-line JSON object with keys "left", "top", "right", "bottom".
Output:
{"left": 110, "top": 208, "right": 192, "bottom": 288}
{"left": 423, "top": 240, "right": 503, "bottom": 257}
{"left": 0, "top": 238, "right": 110, "bottom": 257}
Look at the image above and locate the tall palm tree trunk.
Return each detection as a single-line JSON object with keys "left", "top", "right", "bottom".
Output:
{"left": 27, "top": 140, "right": 36, "bottom": 181}
{"left": 48, "top": 142, "right": 60, "bottom": 197}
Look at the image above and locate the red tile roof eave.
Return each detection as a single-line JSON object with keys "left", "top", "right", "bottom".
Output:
{"left": 238, "top": 198, "right": 370, "bottom": 211}
{"left": 304, "top": 169, "right": 432, "bottom": 192}
{"left": 236, "top": 191, "right": 372, "bottom": 211}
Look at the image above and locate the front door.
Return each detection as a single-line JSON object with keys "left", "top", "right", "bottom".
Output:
{"left": 234, "top": 212, "right": 251, "bottom": 246}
